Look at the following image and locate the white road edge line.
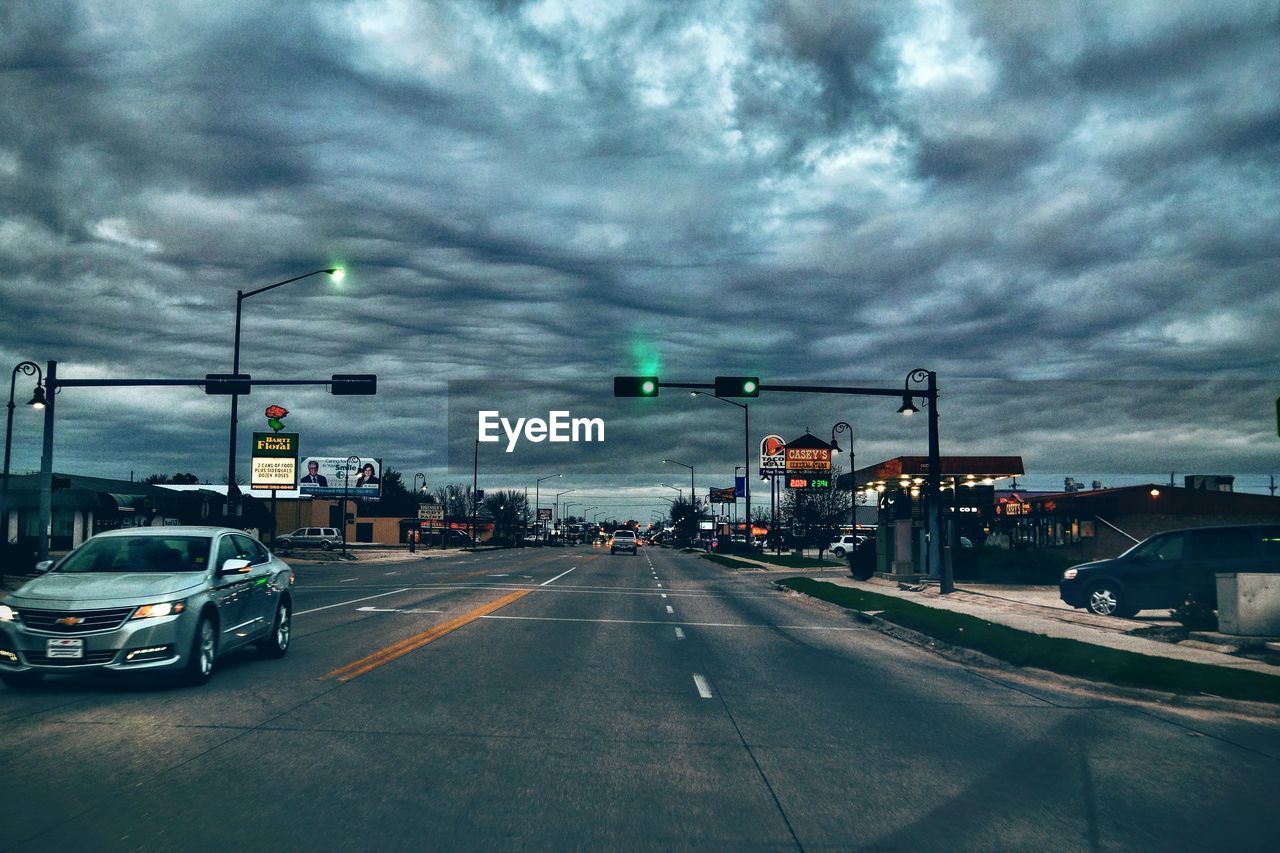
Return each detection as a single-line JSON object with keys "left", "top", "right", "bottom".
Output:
{"left": 692, "top": 673, "right": 713, "bottom": 699}
{"left": 338, "top": 578, "right": 358, "bottom": 583}
{"left": 541, "top": 566, "right": 578, "bottom": 586}
{"left": 674, "top": 627, "right": 685, "bottom": 640}
{"left": 295, "top": 588, "right": 412, "bottom": 616}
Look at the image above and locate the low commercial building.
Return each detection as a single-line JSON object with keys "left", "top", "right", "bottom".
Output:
{"left": 1028, "top": 484, "right": 1280, "bottom": 562}
{"left": 1, "top": 473, "right": 270, "bottom": 557}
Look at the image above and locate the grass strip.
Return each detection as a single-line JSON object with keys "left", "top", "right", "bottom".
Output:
{"left": 749, "top": 554, "right": 836, "bottom": 569}
{"left": 779, "top": 577, "right": 1280, "bottom": 704}
{"left": 700, "top": 553, "right": 761, "bottom": 570}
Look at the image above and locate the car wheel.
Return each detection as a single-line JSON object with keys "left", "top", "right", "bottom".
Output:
{"left": 833, "top": 547, "right": 846, "bottom": 559}
{"left": 182, "top": 614, "right": 217, "bottom": 686}
{"left": 1085, "top": 583, "right": 1130, "bottom": 617}
{"left": 321, "top": 540, "right": 333, "bottom": 551}
{"left": 258, "top": 599, "right": 291, "bottom": 659}
{"left": 276, "top": 539, "right": 292, "bottom": 549}
{"left": 0, "top": 671, "right": 43, "bottom": 689}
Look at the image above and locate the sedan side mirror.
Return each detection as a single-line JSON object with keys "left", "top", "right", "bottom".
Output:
{"left": 34, "top": 560, "right": 54, "bottom": 574}
{"left": 218, "top": 558, "right": 252, "bottom": 576}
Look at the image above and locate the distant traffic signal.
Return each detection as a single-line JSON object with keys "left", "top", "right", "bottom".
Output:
{"left": 714, "top": 376, "right": 760, "bottom": 397}
{"left": 614, "top": 376, "right": 659, "bottom": 397}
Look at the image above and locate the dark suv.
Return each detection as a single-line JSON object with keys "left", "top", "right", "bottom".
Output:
{"left": 1059, "top": 524, "right": 1280, "bottom": 616}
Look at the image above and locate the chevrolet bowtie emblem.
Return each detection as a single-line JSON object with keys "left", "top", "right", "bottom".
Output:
{"left": 55, "top": 616, "right": 85, "bottom": 626}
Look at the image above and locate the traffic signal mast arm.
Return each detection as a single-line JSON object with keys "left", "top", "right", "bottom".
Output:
{"left": 615, "top": 377, "right": 914, "bottom": 399}
{"left": 48, "top": 375, "right": 376, "bottom": 395}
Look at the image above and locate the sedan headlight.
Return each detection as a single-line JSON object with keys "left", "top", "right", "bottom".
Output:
{"left": 131, "top": 601, "right": 186, "bottom": 620}
{"left": 0, "top": 604, "right": 15, "bottom": 622}
{"left": 1062, "top": 568, "right": 1078, "bottom": 580}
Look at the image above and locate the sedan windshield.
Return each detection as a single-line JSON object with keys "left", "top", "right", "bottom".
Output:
{"left": 55, "top": 536, "right": 212, "bottom": 573}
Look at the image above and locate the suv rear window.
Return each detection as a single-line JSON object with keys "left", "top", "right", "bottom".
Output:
{"left": 306, "top": 528, "right": 321, "bottom": 536}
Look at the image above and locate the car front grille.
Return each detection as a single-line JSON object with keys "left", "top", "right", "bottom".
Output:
{"left": 17, "top": 606, "right": 135, "bottom": 634}
{"left": 23, "top": 650, "right": 118, "bottom": 666}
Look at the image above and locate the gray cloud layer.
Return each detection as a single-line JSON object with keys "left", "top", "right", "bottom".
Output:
{"left": 2, "top": 1, "right": 1277, "bottom": 519}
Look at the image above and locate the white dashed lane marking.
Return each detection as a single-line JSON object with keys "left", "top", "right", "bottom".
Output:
{"left": 692, "top": 674, "right": 713, "bottom": 699}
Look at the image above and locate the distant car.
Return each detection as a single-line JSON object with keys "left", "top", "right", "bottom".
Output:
{"left": 828, "top": 535, "right": 860, "bottom": 558}
{"left": 0, "top": 527, "right": 293, "bottom": 688}
{"left": 1060, "top": 524, "right": 1280, "bottom": 617}
{"left": 275, "top": 527, "right": 343, "bottom": 551}
{"left": 610, "top": 530, "right": 638, "bottom": 555}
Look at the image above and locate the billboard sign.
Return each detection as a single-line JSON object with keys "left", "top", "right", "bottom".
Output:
{"left": 760, "top": 435, "right": 785, "bottom": 473}
{"left": 251, "top": 432, "right": 298, "bottom": 491}
{"left": 537, "top": 507, "right": 553, "bottom": 521}
{"left": 785, "top": 446, "right": 831, "bottom": 472}
{"left": 418, "top": 504, "right": 444, "bottom": 521}
{"left": 298, "top": 456, "right": 383, "bottom": 499}
{"left": 708, "top": 486, "right": 737, "bottom": 503}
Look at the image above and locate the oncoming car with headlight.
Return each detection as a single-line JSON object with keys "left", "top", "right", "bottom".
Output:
{"left": 0, "top": 527, "right": 294, "bottom": 688}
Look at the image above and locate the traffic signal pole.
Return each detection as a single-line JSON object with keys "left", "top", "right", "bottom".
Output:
{"left": 32, "top": 370, "right": 375, "bottom": 562}
{"left": 616, "top": 370, "right": 950, "bottom": 592}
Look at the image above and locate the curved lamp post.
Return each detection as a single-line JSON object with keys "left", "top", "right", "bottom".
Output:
{"left": 898, "top": 369, "right": 946, "bottom": 592}
{"left": 2, "top": 361, "right": 44, "bottom": 573}
{"left": 830, "top": 421, "right": 855, "bottom": 540}
{"left": 226, "top": 268, "right": 344, "bottom": 512}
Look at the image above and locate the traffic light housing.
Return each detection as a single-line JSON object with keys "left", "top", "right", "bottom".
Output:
{"left": 205, "top": 373, "right": 251, "bottom": 395}
{"left": 331, "top": 374, "right": 377, "bottom": 395}
{"left": 614, "top": 376, "right": 659, "bottom": 397}
{"left": 714, "top": 376, "right": 760, "bottom": 397}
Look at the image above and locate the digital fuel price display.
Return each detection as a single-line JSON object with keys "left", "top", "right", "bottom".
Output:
{"left": 788, "top": 475, "right": 832, "bottom": 490}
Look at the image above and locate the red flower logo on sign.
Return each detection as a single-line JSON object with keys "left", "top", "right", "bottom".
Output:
{"left": 265, "top": 405, "right": 289, "bottom": 432}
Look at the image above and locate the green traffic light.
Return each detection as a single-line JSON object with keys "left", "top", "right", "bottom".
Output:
{"left": 614, "top": 376, "right": 661, "bottom": 397}
{"left": 742, "top": 379, "right": 757, "bottom": 394}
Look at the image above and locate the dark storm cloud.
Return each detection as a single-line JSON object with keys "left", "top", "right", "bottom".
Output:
{"left": 2, "top": 0, "right": 1278, "bottom": 521}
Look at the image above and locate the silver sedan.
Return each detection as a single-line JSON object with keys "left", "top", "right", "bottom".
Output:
{"left": 0, "top": 526, "right": 294, "bottom": 688}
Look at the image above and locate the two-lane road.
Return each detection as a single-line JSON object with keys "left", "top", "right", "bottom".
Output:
{"left": 2, "top": 545, "right": 1279, "bottom": 851}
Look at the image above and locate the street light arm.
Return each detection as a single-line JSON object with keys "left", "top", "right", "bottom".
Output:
{"left": 241, "top": 269, "right": 342, "bottom": 300}
{"left": 691, "top": 390, "right": 746, "bottom": 410}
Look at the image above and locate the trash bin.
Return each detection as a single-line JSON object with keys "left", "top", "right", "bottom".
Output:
{"left": 1216, "top": 573, "right": 1280, "bottom": 637}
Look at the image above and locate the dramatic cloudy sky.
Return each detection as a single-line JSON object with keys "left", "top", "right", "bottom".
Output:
{"left": 2, "top": 0, "right": 1277, "bottom": 520}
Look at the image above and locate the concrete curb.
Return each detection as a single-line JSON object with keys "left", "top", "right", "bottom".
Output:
{"left": 774, "top": 580, "right": 1280, "bottom": 719}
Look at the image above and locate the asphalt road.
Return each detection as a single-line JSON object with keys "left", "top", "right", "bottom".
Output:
{"left": 2, "top": 545, "right": 1279, "bottom": 851}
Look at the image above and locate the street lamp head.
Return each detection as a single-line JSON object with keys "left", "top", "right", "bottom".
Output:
{"left": 326, "top": 268, "right": 345, "bottom": 283}
{"left": 830, "top": 439, "right": 842, "bottom": 454}
{"left": 897, "top": 395, "right": 919, "bottom": 416}
{"left": 27, "top": 385, "right": 46, "bottom": 410}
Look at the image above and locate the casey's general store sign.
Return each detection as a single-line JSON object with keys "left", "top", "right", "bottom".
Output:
{"left": 785, "top": 446, "right": 831, "bottom": 471}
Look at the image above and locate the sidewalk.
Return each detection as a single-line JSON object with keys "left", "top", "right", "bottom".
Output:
{"left": 801, "top": 575, "right": 1279, "bottom": 676}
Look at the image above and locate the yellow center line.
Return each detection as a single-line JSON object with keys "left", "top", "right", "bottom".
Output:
{"left": 325, "top": 587, "right": 533, "bottom": 682}
{"left": 324, "top": 550, "right": 600, "bottom": 683}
